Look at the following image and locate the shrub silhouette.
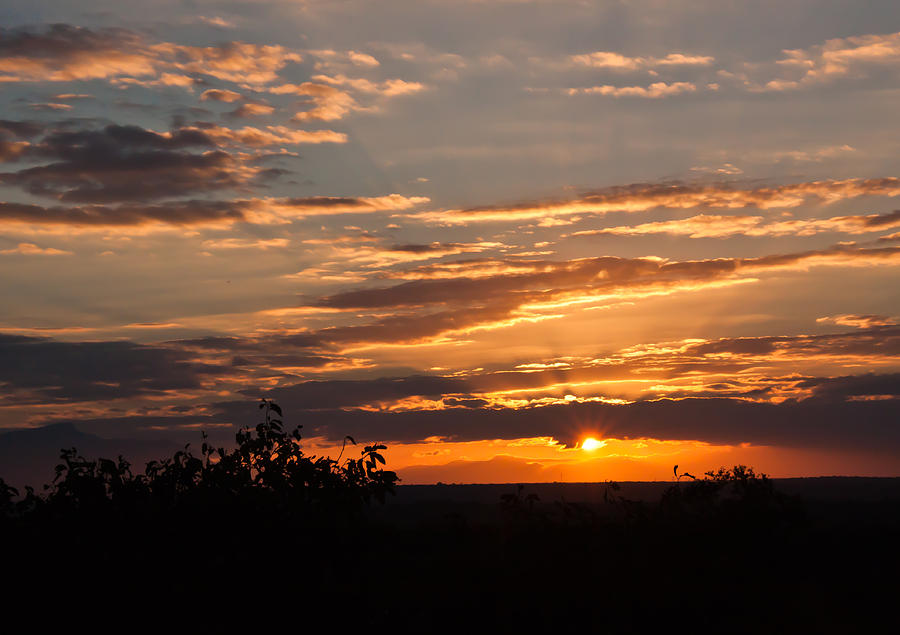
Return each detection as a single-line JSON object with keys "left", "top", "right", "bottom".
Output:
{"left": 2, "top": 399, "right": 397, "bottom": 523}
{"left": 658, "top": 464, "right": 802, "bottom": 530}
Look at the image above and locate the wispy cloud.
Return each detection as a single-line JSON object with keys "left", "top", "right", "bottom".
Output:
{"left": 568, "top": 51, "right": 714, "bottom": 70}
{"left": 567, "top": 210, "right": 900, "bottom": 239}
{"left": 415, "top": 178, "right": 900, "bottom": 224}
{"left": 0, "top": 194, "right": 428, "bottom": 232}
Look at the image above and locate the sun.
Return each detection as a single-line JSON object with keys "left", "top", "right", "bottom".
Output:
{"left": 581, "top": 437, "right": 605, "bottom": 451}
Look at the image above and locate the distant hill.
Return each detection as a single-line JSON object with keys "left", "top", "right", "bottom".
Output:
{"left": 0, "top": 422, "right": 178, "bottom": 490}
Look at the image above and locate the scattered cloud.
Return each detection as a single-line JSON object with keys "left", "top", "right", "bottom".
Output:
{"left": 0, "top": 24, "right": 301, "bottom": 85}
{"left": 567, "top": 81, "right": 696, "bottom": 98}
{"left": 311, "top": 74, "right": 426, "bottom": 97}
{"left": 272, "top": 82, "right": 360, "bottom": 121}
{"left": 568, "top": 51, "right": 714, "bottom": 70}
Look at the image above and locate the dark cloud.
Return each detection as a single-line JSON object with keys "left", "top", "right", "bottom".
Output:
{"left": 31, "top": 125, "right": 215, "bottom": 155}
{"left": 298, "top": 302, "right": 521, "bottom": 347}
{"left": 0, "top": 151, "right": 241, "bottom": 202}
{"left": 5, "top": 325, "right": 897, "bottom": 458}
{"left": 247, "top": 375, "right": 475, "bottom": 409}
{"left": 687, "top": 328, "right": 900, "bottom": 358}
{"left": 0, "top": 333, "right": 233, "bottom": 404}
{"left": 208, "top": 395, "right": 900, "bottom": 453}
{"left": 0, "top": 199, "right": 246, "bottom": 227}
{"left": 798, "top": 373, "right": 900, "bottom": 402}
{"left": 0, "top": 192, "right": 423, "bottom": 229}
{"left": 0, "top": 123, "right": 257, "bottom": 203}
{"left": 0, "top": 24, "right": 138, "bottom": 62}
{"left": 199, "top": 89, "right": 243, "bottom": 103}
{"left": 0, "top": 119, "right": 43, "bottom": 139}
{"left": 863, "top": 209, "right": 900, "bottom": 227}
{"left": 316, "top": 257, "right": 624, "bottom": 309}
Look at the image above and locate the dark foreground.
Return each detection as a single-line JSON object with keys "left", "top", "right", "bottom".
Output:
{"left": 3, "top": 407, "right": 898, "bottom": 630}
{"left": 5, "top": 475, "right": 899, "bottom": 632}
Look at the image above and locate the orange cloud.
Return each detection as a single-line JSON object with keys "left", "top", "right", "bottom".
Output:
{"left": 0, "top": 242, "right": 71, "bottom": 255}
{"left": 746, "top": 31, "right": 900, "bottom": 91}
{"left": 183, "top": 124, "right": 347, "bottom": 146}
{"left": 311, "top": 73, "right": 426, "bottom": 96}
{"left": 155, "top": 41, "right": 302, "bottom": 85}
{"left": 271, "top": 82, "right": 360, "bottom": 121}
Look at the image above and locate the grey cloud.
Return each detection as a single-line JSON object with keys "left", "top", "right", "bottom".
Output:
{"left": 0, "top": 23, "right": 137, "bottom": 59}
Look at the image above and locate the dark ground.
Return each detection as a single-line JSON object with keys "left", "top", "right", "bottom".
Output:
{"left": 4, "top": 476, "right": 899, "bottom": 632}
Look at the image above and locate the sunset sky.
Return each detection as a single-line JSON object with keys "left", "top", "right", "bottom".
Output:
{"left": 1, "top": 0, "right": 899, "bottom": 483}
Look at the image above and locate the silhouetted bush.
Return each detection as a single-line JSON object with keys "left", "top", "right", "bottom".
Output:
{"left": 1, "top": 399, "right": 397, "bottom": 525}
{"left": 658, "top": 464, "right": 804, "bottom": 529}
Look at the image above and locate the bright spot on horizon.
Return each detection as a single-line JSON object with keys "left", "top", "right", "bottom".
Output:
{"left": 581, "top": 437, "right": 605, "bottom": 451}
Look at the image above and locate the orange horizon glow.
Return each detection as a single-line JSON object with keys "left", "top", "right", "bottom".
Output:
{"left": 294, "top": 435, "right": 900, "bottom": 484}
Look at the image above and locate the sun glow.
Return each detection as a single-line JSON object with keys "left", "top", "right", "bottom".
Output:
{"left": 581, "top": 437, "right": 605, "bottom": 451}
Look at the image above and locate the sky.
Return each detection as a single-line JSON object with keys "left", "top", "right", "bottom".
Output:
{"left": 0, "top": 0, "right": 899, "bottom": 483}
